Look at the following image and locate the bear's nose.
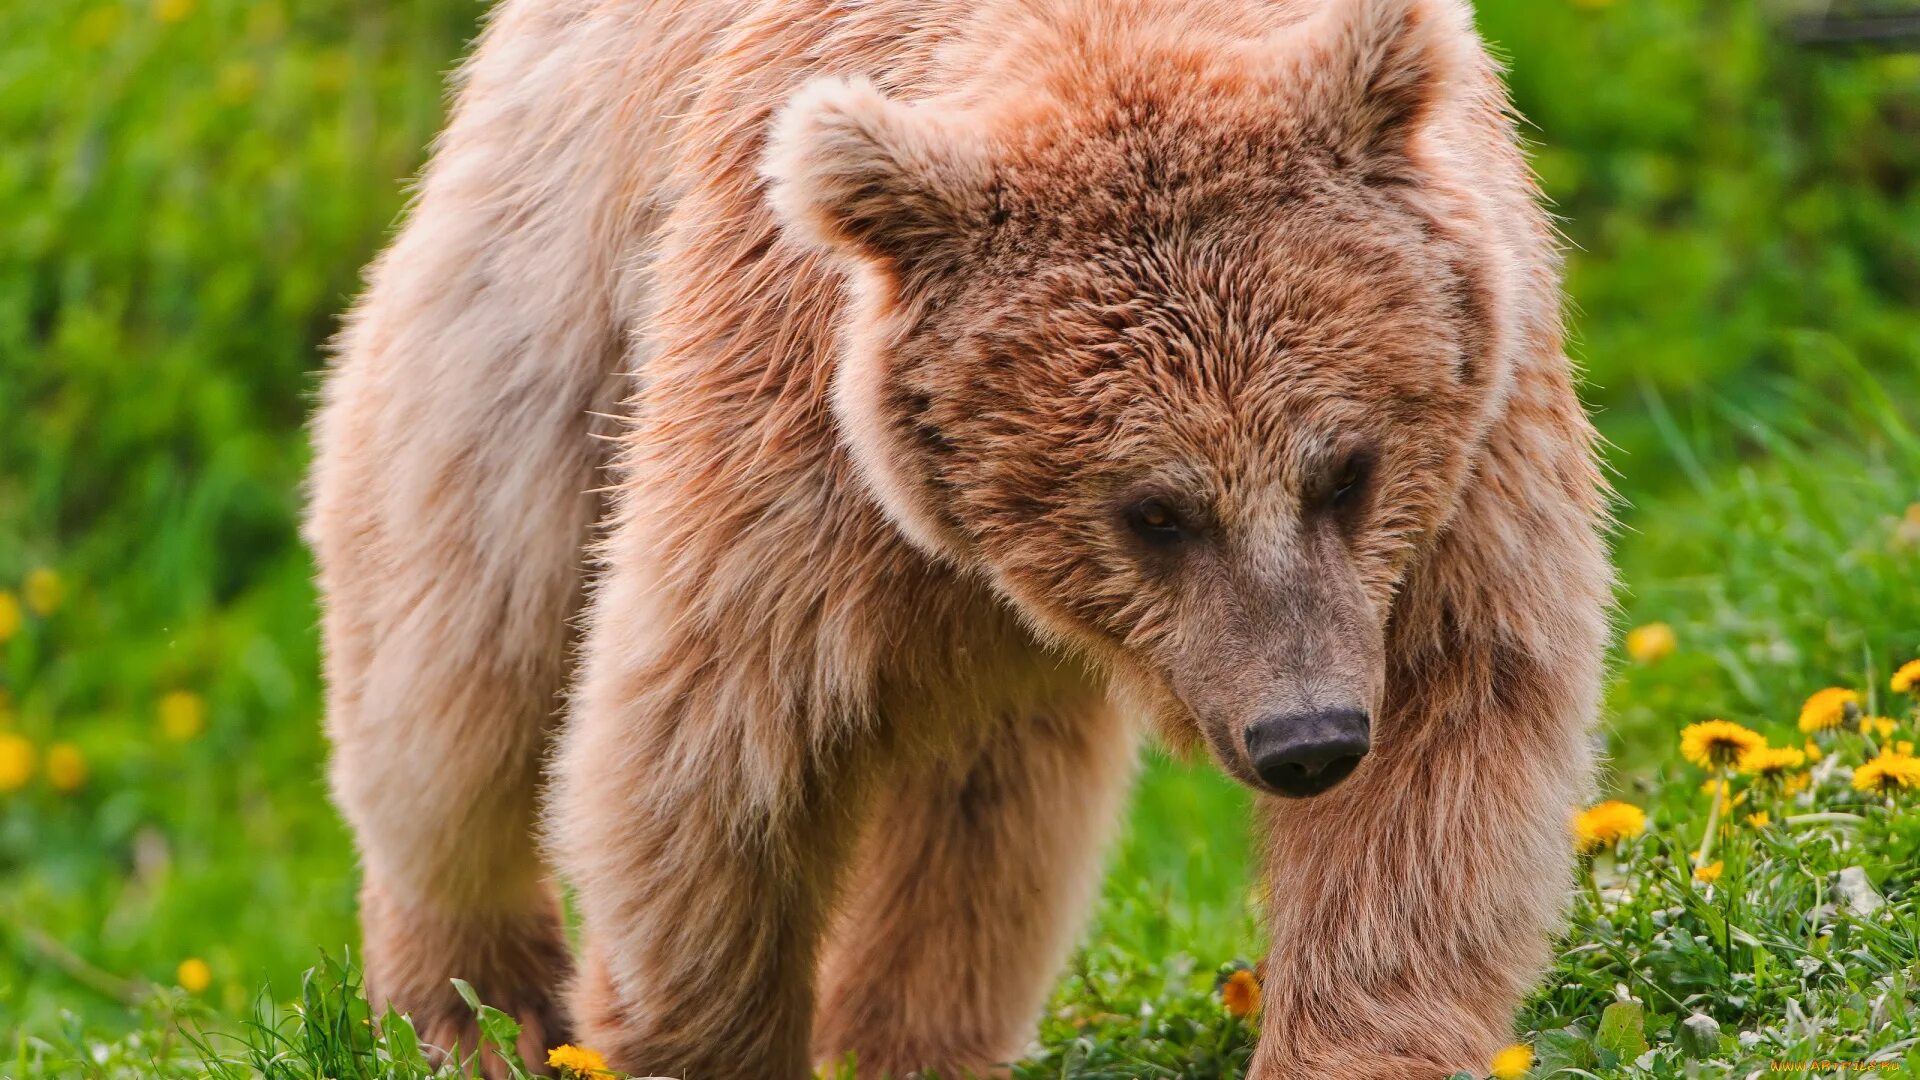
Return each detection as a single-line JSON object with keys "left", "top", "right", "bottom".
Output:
{"left": 1244, "top": 708, "right": 1370, "bottom": 798}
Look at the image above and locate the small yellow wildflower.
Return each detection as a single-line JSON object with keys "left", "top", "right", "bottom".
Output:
{"left": 46, "top": 743, "right": 87, "bottom": 792}
{"left": 1746, "top": 811, "right": 1771, "bottom": 828}
{"left": 1866, "top": 716, "right": 1899, "bottom": 741}
{"left": 1624, "top": 622, "right": 1676, "bottom": 664}
{"left": 1694, "top": 860, "right": 1724, "bottom": 884}
{"left": 1573, "top": 800, "right": 1646, "bottom": 854}
{"left": 1798, "top": 687, "right": 1861, "bottom": 733}
{"left": 1891, "top": 659, "right": 1920, "bottom": 695}
{"left": 547, "top": 1045, "right": 611, "bottom": 1078}
{"left": 1852, "top": 749, "right": 1920, "bottom": 795}
{"left": 1490, "top": 1042, "right": 1534, "bottom": 1079}
{"left": 159, "top": 691, "right": 207, "bottom": 741}
{"left": 0, "top": 591, "right": 20, "bottom": 643}
{"left": 0, "top": 733, "right": 33, "bottom": 792}
{"left": 177, "top": 957, "right": 212, "bottom": 993}
{"left": 1220, "top": 968, "right": 1260, "bottom": 1017}
{"left": 1803, "top": 739, "right": 1823, "bottom": 762}
{"left": 1681, "top": 720, "right": 1765, "bottom": 769}
{"left": 153, "top": 0, "right": 195, "bottom": 24}
{"left": 23, "top": 569, "right": 62, "bottom": 617}
{"left": 1739, "top": 745, "right": 1806, "bottom": 781}
{"left": 1782, "top": 771, "right": 1812, "bottom": 797}
{"left": 1697, "top": 776, "right": 1749, "bottom": 805}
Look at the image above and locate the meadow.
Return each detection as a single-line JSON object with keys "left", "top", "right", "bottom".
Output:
{"left": 2, "top": 0, "right": 1918, "bottom": 1077}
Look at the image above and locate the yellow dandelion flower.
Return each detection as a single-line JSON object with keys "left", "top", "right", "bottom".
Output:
{"left": 1573, "top": 800, "right": 1646, "bottom": 854}
{"left": 1490, "top": 1042, "right": 1534, "bottom": 1079}
{"left": 1694, "top": 860, "right": 1724, "bottom": 884}
{"left": 1892, "top": 659, "right": 1920, "bottom": 695}
{"left": 1900, "top": 741, "right": 1916, "bottom": 756}
{"left": 1867, "top": 716, "right": 1898, "bottom": 741}
{"left": 159, "top": 691, "right": 207, "bottom": 742}
{"left": 1746, "top": 811, "right": 1770, "bottom": 828}
{"left": 1798, "top": 688, "right": 1861, "bottom": 733}
{"left": 46, "top": 743, "right": 87, "bottom": 792}
{"left": 1852, "top": 750, "right": 1920, "bottom": 795}
{"left": 0, "top": 591, "right": 19, "bottom": 643}
{"left": 547, "top": 1045, "right": 611, "bottom": 1077}
{"left": 1220, "top": 968, "right": 1260, "bottom": 1018}
{"left": 1739, "top": 745, "right": 1806, "bottom": 780}
{"left": 1803, "top": 739, "right": 1823, "bottom": 762}
{"left": 1681, "top": 720, "right": 1765, "bottom": 769}
{"left": 153, "top": 0, "right": 195, "bottom": 24}
{"left": 177, "top": 957, "right": 212, "bottom": 993}
{"left": 1624, "top": 622, "right": 1676, "bottom": 664}
{"left": 1782, "top": 771, "right": 1812, "bottom": 797}
{"left": 0, "top": 733, "right": 33, "bottom": 792}
{"left": 23, "top": 569, "right": 62, "bottom": 617}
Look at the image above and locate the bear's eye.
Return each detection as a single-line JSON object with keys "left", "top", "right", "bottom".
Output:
{"left": 1327, "top": 453, "right": 1372, "bottom": 508}
{"left": 1125, "top": 497, "right": 1186, "bottom": 545}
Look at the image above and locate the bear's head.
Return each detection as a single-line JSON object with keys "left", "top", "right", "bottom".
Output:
{"left": 762, "top": 0, "right": 1537, "bottom": 797}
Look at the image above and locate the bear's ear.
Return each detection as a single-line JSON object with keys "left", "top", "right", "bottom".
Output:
{"left": 1277, "top": 0, "right": 1477, "bottom": 174}
{"left": 761, "top": 76, "right": 995, "bottom": 280}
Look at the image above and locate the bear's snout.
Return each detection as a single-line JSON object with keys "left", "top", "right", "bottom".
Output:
{"left": 1243, "top": 707, "right": 1371, "bottom": 798}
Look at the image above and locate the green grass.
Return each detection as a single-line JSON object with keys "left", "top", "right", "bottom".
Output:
{"left": 3, "top": 0, "right": 1919, "bottom": 1077}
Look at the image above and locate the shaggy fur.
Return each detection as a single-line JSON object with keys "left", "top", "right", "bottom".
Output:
{"left": 308, "top": 0, "right": 1611, "bottom": 1077}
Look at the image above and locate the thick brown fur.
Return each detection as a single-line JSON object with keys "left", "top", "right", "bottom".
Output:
{"left": 308, "top": 0, "right": 1611, "bottom": 1077}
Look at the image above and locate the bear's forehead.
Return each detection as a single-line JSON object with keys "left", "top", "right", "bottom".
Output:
{"left": 990, "top": 104, "right": 1330, "bottom": 237}
{"left": 944, "top": 214, "right": 1480, "bottom": 465}
{"left": 950, "top": 276, "right": 1471, "bottom": 465}
{"left": 980, "top": 121, "right": 1437, "bottom": 310}
{"left": 974, "top": 205, "right": 1465, "bottom": 382}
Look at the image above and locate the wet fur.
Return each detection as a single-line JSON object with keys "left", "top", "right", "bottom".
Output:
{"left": 308, "top": 0, "right": 1611, "bottom": 1077}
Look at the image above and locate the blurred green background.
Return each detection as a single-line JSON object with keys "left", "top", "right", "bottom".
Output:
{"left": 2, "top": 0, "right": 1917, "bottom": 1042}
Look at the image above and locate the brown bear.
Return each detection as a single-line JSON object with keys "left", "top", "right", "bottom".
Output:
{"left": 306, "top": 0, "right": 1611, "bottom": 1077}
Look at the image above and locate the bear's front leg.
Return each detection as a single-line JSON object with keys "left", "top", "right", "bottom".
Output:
{"left": 1251, "top": 513, "right": 1606, "bottom": 1079}
{"left": 550, "top": 553, "right": 876, "bottom": 1079}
